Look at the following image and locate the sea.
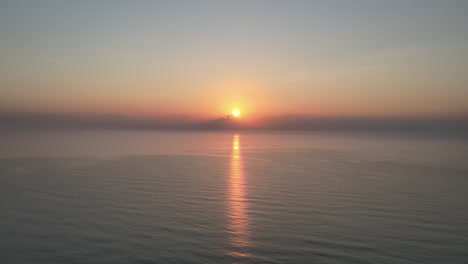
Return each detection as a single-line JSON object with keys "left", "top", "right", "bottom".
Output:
{"left": 1, "top": 130, "right": 467, "bottom": 263}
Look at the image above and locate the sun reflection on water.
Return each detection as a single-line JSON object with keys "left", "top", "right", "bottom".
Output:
{"left": 227, "top": 134, "right": 250, "bottom": 258}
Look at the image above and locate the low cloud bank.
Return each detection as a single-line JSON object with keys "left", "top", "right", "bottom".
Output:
{"left": 1, "top": 112, "right": 467, "bottom": 135}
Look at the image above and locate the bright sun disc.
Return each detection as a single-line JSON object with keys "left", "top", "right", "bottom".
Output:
{"left": 232, "top": 109, "right": 240, "bottom": 117}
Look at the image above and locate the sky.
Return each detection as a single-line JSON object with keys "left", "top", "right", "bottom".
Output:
{"left": 1, "top": 0, "right": 468, "bottom": 120}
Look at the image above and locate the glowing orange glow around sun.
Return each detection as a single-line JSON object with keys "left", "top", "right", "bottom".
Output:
{"left": 232, "top": 108, "right": 240, "bottom": 117}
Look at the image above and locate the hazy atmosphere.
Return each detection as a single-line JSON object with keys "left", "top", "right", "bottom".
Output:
{"left": 2, "top": 0, "right": 468, "bottom": 124}
{"left": 2, "top": 1, "right": 468, "bottom": 264}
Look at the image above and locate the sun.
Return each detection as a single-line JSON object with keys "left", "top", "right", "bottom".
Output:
{"left": 232, "top": 108, "right": 240, "bottom": 117}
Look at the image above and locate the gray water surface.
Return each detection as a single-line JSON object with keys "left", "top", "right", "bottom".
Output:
{"left": 1, "top": 131, "right": 468, "bottom": 263}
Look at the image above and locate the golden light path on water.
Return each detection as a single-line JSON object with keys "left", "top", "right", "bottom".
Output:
{"left": 227, "top": 134, "right": 250, "bottom": 259}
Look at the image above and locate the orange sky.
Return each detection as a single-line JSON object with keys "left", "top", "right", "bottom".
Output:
{"left": 1, "top": 1, "right": 468, "bottom": 120}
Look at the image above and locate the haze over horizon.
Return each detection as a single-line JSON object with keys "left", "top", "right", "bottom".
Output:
{"left": 3, "top": 3, "right": 468, "bottom": 264}
{"left": 1, "top": 1, "right": 468, "bottom": 122}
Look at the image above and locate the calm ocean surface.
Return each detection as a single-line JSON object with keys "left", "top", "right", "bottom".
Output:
{"left": 1, "top": 131, "right": 468, "bottom": 263}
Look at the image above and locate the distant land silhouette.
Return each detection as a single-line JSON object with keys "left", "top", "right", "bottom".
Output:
{"left": 0, "top": 111, "right": 467, "bottom": 135}
{"left": 195, "top": 115, "right": 241, "bottom": 130}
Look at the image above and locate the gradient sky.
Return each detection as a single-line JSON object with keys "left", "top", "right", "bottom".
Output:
{"left": 1, "top": 0, "right": 467, "bottom": 119}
